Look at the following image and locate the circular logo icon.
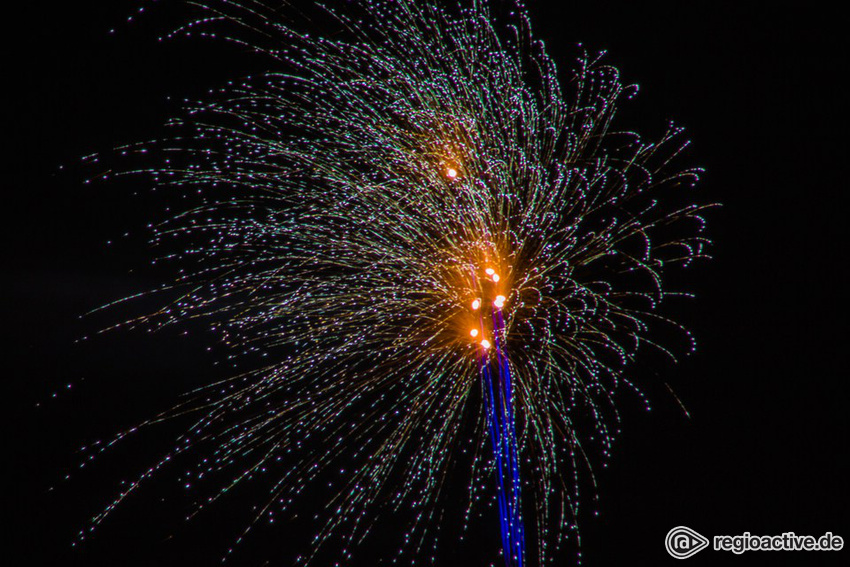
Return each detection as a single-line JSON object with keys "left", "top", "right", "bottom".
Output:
{"left": 665, "top": 526, "right": 710, "bottom": 559}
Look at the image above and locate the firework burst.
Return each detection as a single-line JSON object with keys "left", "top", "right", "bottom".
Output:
{"left": 79, "top": 0, "right": 713, "bottom": 565}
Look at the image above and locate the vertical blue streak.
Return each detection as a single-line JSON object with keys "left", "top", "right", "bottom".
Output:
{"left": 481, "top": 308, "right": 525, "bottom": 567}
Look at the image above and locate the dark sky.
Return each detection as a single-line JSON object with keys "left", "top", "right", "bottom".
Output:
{"left": 4, "top": 1, "right": 847, "bottom": 566}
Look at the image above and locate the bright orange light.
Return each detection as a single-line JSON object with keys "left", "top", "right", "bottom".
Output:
{"left": 485, "top": 268, "right": 495, "bottom": 276}
{"left": 471, "top": 298, "right": 481, "bottom": 310}
{"left": 494, "top": 295, "right": 506, "bottom": 309}
{"left": 480, "top": 339, "right": 491, "bottom": 349}
{"left": 446, "top": 167, "right": 458, "bottom": 179}
{"left": 492, "top": 273, "right": 500, "bottom": 282}
{"left": 470, "top": 329, "right": 479, "bottom": 338}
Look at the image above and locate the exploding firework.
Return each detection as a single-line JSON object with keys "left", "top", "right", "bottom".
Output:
{"left": 79, "top": 0, "right": 713, "bottom": 565}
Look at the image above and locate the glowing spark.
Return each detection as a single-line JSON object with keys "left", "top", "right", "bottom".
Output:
{"left": 471, "top": 298, "right": 481, "bottom": 310}
{"left": 494, "top": 295, "right": 506, "bottom": 309}
{"left": 480, "top": 339, "right": 492, "bottom": 350}
{"left": 470, "top": 329, "right": 479, "bottom": 338}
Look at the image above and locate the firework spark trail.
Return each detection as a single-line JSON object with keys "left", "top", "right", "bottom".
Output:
{"left": 77, "top": 0, "right": 714, "bottom": 565}
{"left": 489, "top": 312, "right": 525, "bottom": 567}
{"left": 473, "top": 262, "right": 525, "bottom": 566}
{"left": 495, "top": 304, "right": 526, "bottom": 567}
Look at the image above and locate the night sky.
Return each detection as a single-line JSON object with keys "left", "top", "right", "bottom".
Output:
{"left": 4, "top": 1, "right": 847, "bottom": 566}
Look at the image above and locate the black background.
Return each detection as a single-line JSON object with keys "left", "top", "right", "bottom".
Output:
{"left": 3, "top": 1, "right": 847, "bottom": 566}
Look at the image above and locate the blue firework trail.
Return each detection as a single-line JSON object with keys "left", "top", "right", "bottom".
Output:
{"left": 73, "top": 0, "right": 714, "bottom": 565}
{"left": 473, "top": 265, "right": 525, "bottom": 566}
{"left": 485, "top": 316, "right": 525, "bottom": 567}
